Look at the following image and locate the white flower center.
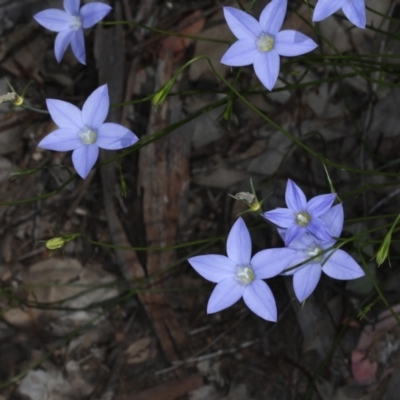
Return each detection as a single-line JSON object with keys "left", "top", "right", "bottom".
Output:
{"left": 235, "top": 265, "right": 255, "bottom": 286}
{"left": 306, "top": 245, "right": 323, "bottom": 262}
{"left": 79, "top": 127, "right": 97, "bottom": 145}
{"left": 69, "top": 15, "right": 82, "bottom": 31}
{"left": 295, "top": 211, "right": 311, "bottom": 227}
{"left": 256, "top": 33, "right": 275, "bottom": 52}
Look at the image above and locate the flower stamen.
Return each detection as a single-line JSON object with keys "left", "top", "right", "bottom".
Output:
{"left": 79, "top": 127, "right": 97, "bottom": 145}
{"left": 306, "top": 245, "right": 323, "bottom": 262}
{"left": 295, "top": 211, "right": 311, "bottom": 227}
{"left": 235, "top": 265, "right": 255, "bottom": 286}
{"left": 69, "top": 15, "right": 82, "bottom": 31}
{"left": 256, "top": 33, "right": 275, "bottom": 52}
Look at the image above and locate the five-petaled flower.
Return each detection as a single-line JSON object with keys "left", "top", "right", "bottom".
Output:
{"left": 33, "top": 0, "right": 112, "bottom": 64}
{"left": 188, "top": 217, "right": 296, "bottom": 321}
{"left": 280, "top": 204, "right": 365, "bottom": 302}
{"left": 38, "top": 84, "right": 138, "bottom": 179}
{"left": 264, "top": 179, "right": 336, "bottom": 246}
{"left": 313, "top": 0, "right": 366, "bottom": 29}
{"left": 220, "top": 0, "right": 318, "bottom": 90}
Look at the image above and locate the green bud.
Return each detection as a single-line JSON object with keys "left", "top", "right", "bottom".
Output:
{"left": 13, "top": 95, "right": 24, "bottom": 107}
{"left": 45, "top": 233, "right": 81, "bottom": 251}
{"left": 223, "top": 99, "right": 233, "bottom": 121}
{"left": 152, "top": 81, "right": 174, "bottom": 107}
{"left": 375, "top": 212, "right": 400, "bottom": 267}
{"left": 376, "top": 231, "right": 392, "bottom": 266}
{"left": 46, "top": 237, "right": 65, "bottom": 250}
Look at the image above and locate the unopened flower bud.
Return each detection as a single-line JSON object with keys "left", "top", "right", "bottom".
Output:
{"left": 46, "top": 237, "right": 65, "bottom": 250}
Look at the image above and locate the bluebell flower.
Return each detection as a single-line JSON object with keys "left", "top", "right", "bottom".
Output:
{"left": 280, "top": 204, "right": 365, "bottom": 302}
{"left": 264, "top": 179, "right": 336, "bottom": 246}
{"left": 33, "top": 0, "right": 112, "bottom": 64}
{"left": 220, "top": 0, "right": 318, "bottom": 90}
{"left": 313, "top": 0, "right": 366, "bottom": 29}
{"left": 188, "top": 217, "right": 296, "bottom": 321}
{"left": 38, "top": 84, "right": 138, "bottom": 179}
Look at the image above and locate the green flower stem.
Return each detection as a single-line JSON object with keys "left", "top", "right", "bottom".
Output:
{"left": 101, "top": 20, "right": 230, "bottom": 44}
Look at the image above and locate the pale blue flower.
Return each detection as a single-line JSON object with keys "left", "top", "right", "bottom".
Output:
{"left": 220, "top": 0, "right": 318, "bottom": 90}
{"left": 38, "top": 84, "right": 138, "bottom": 179}
{"left": 264, "top": 179, "right": 336, "bottom": 246}
{"left": 188, "top": 217, "right": 296, "bottom": 322}
{"left": 33, "top": 0, "right": 112, "bottom": 64}
{"left": 313, "top": 0, "right": 366, "bottom": 29}
{"left": 281, "top": 204, "right": 365, "bottom": 302}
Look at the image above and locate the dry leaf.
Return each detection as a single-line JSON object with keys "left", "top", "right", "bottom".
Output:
{"left": 161, "top": 11, "right": 205, "bottom": 61}
{"left": 126, "top": 337, "right": 152, "bottom": 364}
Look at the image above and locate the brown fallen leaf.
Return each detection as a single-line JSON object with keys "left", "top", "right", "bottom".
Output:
{"left": 161, "top": 10, "right": 205, "bottom": 61}
{"left": 126, "top": 337, "right": 152, "bottom": 365}
{"left": 116, "top": 374, "right": 203, "bottom": 400}
{"left": 351, "top": 304, "right": 400, "bottom": 386}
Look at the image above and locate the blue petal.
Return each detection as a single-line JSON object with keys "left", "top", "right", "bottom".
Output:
{"left": 307, "top": 193, "right": 336, "bottom": 216}
{"left": 64, "top": 0, "right": 80, "bottom": 15}
{"left": 277, "top": 227, "right": 286, "bottom": 242}
{"left": 188, "top": 254, "right": 236, "bottom": 283}
{"left": 82, "top": 85, "right": 109, "bottom": 129}
{"left": 220, "top": 39, "right": 258, "bottom": 67}
{"left": 264, "top": 208, "right": 293, "bottom": 228}
{"left": 342, "top": 0, "right": 366, "bottom": 28}
{"left": 322, "top": 249, "right": 365, "bottom": 280}
{"left": 223, "top": 7, "right": 261, "bottom": 40}
{"left": 72, "top": 144, "right": 99, "bottom": 178}
{"left": 243, "top": 280, "right": 277, "bottom": 321}
{"left": 54, "top": 29, "right": 74, "bottom": 62}
{"left": 281, "top": 251, "right": 309, "bottom": 275}
{"left": 226, "top": 217, "right": 252, "bottom": 265}
{"left": 81, "top": 3, "right": 112, "bottom": 29}
{"left": 46, "top": 99, "right": 82, "bottom": 130}
{"left": 285, "top": 179, "right": 307, "bottom": 211}
{"left": 285, "top": 224, "right": 305, "bottom": 246}
{"left": 275, "top": 30, "right": 318, "bottom": 57}
{"left": 259, "top": 0, "right": 287, "bottom": 35}
{"left": 97, "top": 123, "right": 138, "bottom": 150}
{"left": 313, "top": 0, "right": 344, "bottom": 22}
{"left": 70, "top": 29, "right": 86, "bottom": 64}
{"left": 207, "top": 278, "right": 244, "bottom": 313}
{"left": 287, "top": 233, "right": 315, "bottom": 251}
{"left": 253, "top": 50, "right": 280, "bottom": 91}
{"left": 33, "top": 9, "right": 70, "bottom": 32}
{"left": 38, "top": 128, "right": 82, "bottom": 151}
{"left": 307, "top": 218, "right": 332, "bottom": 242}
{"left": 293, "top": 264, "right": 321, "bottom": 302}
{"left": 320, "top": 203, "right": 344, "bottom": 238}
{"left": 251, "top": 248, "right": 297, "bottom": 279}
